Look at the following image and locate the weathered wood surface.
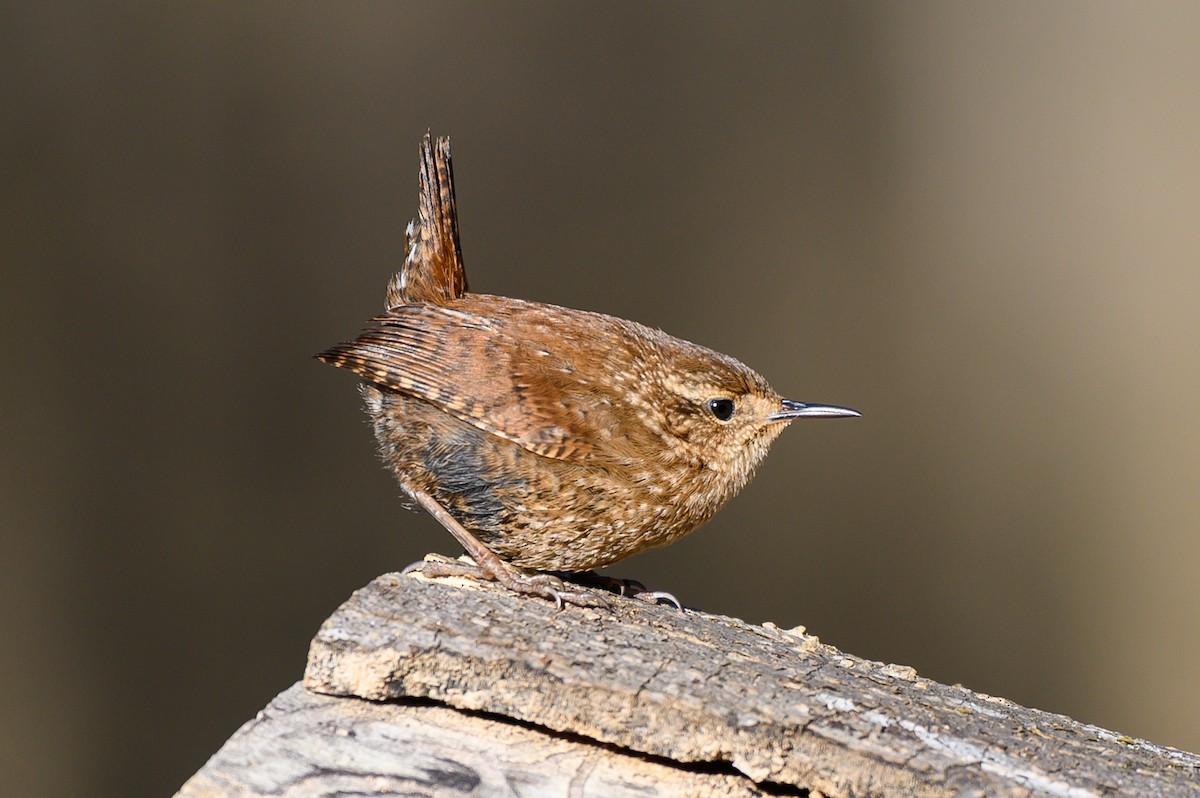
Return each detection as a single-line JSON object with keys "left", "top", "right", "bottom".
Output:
{"left": 181, "top": 571, "right": 1200, "bottom": 797}
{"left": 177, "top": 683, "right": 767, "bottom": 797}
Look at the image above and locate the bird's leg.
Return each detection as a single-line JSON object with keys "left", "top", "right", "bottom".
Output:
{"left": 402, "top": 485, "right": 609, "bottom": 610}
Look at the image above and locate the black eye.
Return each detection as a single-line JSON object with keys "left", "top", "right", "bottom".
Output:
{"left": 707, "top": 398, "right": 735, "bottom": 421}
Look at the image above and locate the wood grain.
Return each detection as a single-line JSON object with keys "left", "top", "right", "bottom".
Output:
{"left": 179, "top": 571, "right": 1200, "bottom": 797}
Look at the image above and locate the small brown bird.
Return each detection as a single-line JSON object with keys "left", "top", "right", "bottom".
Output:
{"left": 317, "top": 133, "right": 858, "bottom": 608}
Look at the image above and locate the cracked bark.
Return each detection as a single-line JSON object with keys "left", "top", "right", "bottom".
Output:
{"left": 177, "top": 572, "right": 1200, "bottom": 797}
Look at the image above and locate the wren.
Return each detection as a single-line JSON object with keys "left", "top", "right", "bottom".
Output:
{"left": 317, "top": 133, "right": 858, "bottom": 608}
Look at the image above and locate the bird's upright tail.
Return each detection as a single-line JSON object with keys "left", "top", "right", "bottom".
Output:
{"left": 386, "top": 132, "right": 468, "bottom": 308}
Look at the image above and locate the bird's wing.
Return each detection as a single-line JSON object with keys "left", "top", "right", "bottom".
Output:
{"left": 316, "top": 303, "right": 636, "bottom": 463}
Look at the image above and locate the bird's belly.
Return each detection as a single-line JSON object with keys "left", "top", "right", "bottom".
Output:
{"left": 364, "top": 386, "right": 713, "bottom": 571}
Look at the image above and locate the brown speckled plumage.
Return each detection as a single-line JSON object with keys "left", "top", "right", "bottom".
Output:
{"left": 317, "top": 133, "right": 857, "bottom": 606}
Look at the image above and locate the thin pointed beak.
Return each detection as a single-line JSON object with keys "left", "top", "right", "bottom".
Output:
{"left": 768, "top": 399, "right": 861, "bottom": 422}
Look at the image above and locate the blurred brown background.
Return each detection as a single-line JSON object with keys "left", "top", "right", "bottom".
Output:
{"left": 4, "top": 3, "right": 1200, "bottom": 795}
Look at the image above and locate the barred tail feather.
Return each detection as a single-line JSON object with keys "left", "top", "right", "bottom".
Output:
{"left": 386, "top": 132, "right": 468, "bottom": 308}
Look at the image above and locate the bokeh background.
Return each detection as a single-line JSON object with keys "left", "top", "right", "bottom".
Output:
{"left": 5, "top": 3, "right": 1200, "bottom": 795}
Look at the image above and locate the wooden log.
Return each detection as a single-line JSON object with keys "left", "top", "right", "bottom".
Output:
{"left": 179, "top": 570, "right": 1200, "bottom": 797}
{"left": 177, "top": 684, "right": 766, "bottom": 797}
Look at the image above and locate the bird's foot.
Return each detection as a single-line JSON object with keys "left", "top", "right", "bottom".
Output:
{"left": 559, "top": 571, "right": 684, "bottom": 612}
{"left": 404, "top": 555, "right": 610, "bottom": 610}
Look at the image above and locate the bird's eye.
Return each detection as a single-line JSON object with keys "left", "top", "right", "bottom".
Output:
{"left": 707, "top": 398, "right": 735, "bottom": 421}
